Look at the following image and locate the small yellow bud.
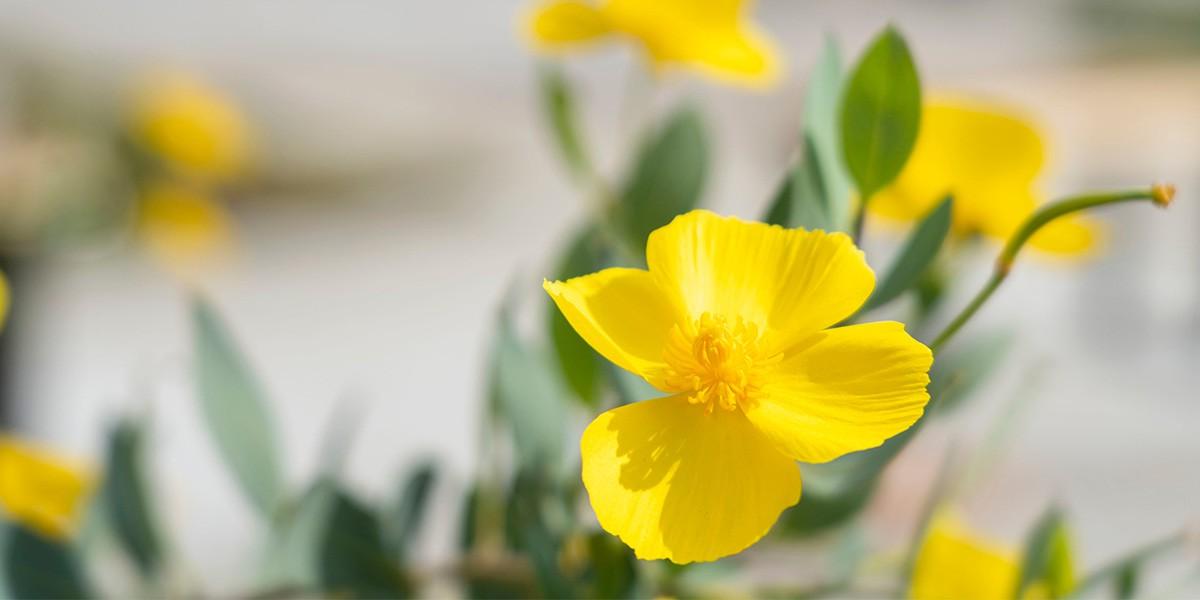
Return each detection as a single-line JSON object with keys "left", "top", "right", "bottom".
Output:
{"left": 1151, "top": 183, "right": 1176, "bottom": 208}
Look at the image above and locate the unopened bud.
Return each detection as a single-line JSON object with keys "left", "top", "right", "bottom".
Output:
{"left": 1152, "top": 183, "right": 1176, "bottom": 208}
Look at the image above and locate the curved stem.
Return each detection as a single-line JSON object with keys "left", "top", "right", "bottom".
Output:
{"left": 930, "top": 185, "right": 1173, "bottom": 353}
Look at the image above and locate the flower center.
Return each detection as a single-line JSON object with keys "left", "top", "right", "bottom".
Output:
{"left": 658, "top": 312, "right": 778, "bottom": 414}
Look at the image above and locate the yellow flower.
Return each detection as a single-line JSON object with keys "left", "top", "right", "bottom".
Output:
{"left": 131, "top": 71, "right": 252, "bottom": 183}
{"left": 0, "top": 270, "right": 9, "bottom": 331}
{"left": 0, "top": 436, "right": 92, "bottom": 540}
{"left": 911, "top": 512, "right": 1076, "bottom": 600}
{"left": 871, "top": 99, "right": 1097, "bottom": 255}
{"left": 524, "top": 0, "right": 779, "bottom": 87}
{"left": 138, "top": 180, "right": 234, "bottom": 272}
{"left": 545, "top": 210, "right": 932, "bottom": 563}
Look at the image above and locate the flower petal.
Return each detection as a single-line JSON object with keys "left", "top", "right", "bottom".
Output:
{"left": 544, "top": 268, "right": 678, "bottom": 379}
{"left": 743, "top": 321, "right": 932, "bottom": 463}
{"left": 646, "top": 210, "right": 875, "bottom": 345}
{"left": 581, "top": 395, "right": 800, "bottom": 563}
{"left": 910, "top": 512, "right": 1019, "bottom": 600}
{"left": 526, "top": 0, "right": 611, "bottom": 47}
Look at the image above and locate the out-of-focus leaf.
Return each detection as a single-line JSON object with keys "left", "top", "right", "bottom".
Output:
{"left": 586, "top": 531, "right": 637, "bottom": 599}
{"left": 317, "top": 488, "right": 411, "bottom": 599}
{"left": 861, "top": 195, "right": 952, "bottom": 312}
{"left": 804, "top": 36, "right": 851, "bottom": 230}
{"left": 779, "top": 425, "right": 918, "bottom": 535}
{"left": 765, "top": 136, "right": 833, "bottom": 232}
{"left": 2, "top": 523, "right": 92, "bottom": 599}
{"left": 256, "top": 481, "right": 335, "bottom": 591}
{"left": 493, "top": 308, "right": 567, "bottom": 472}
{"left": 386, "top": 460, "right": 437, "bottom": 561}
{"left": 539, "top": 65, "right": 591, "bottom": 180}
{"left": 1015, "top": 507, "right": 1075, "bottom": 599}
{"left": 607, "top": 363, "right": 659, "bottom": 407}
{"left": 505, "top": 470, "right": 574, "bottom": 599}
{"left": 928, "top": 330, "right": 1014, "bottom": 416}
{"left": 548, "top": 226, "right": 605, "bottom": 407}
{"left": 1114, "top": 563, "right": 1138, "bottom": 599}
{"left": 1064, "top": 532, "right": 1185, "bottom": 599}
{"left": 101, "top": 420, "right": 163, "bottom": 577}
{"left": 616, "top": 107, "right": 708, "bottom": 252}
{"left": 458, "top": 483, "right": 480, "bottom": 553}
{"left": 840, "top": 26, "right": 921, "bottom": 201}
{"left": 191, "top": 297, "right": 283, "bottom": 517}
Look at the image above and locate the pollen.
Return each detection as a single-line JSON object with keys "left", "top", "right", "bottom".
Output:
{"left": 658, "top": 312, "right": 779, "bottom": 414}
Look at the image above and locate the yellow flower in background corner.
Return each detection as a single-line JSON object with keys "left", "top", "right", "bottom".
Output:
{"left": 524, "top": 0, "right": 780, "bottom": 87}
{"left": 0, "top": 270, "right": 9, "bottom": 331}
{"left": 871, "top": 99, "right": 1097, "bottom": 255}
{"left": 545, "top": 210, "right": 932, "bottom": 563}
{"left": 0, "top": 437, "right": 92, "bottom": 540}
{"left": 131, "top": 71, "right": 252, "bottom": 183}
{"left": 911, "top": 512, "right": 1076, "bottom": 600}
{"left": 138, "top": 180, "right": 235, "bottom": 273}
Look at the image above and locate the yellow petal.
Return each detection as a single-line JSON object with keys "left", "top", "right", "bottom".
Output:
{"left": 0, "top": 437, "right": 92, "bottom": 540}
{"left": 910, "top": 512, "right": 1020, "bottom": 600}
{"left": 138, "top": 181, "right": 234, "bottom": 272}
{"left": 646, "top": 210, "right": 875, "bottom": 347}
{"left": 544, "top": 268, "right": 678, "bottom": 379}
{"left": 743, "top": 322, "right": 931, "bottom": 463}
{"left": 581, "top": 395, "right": 800, "bottom": 563}
{"left": 872, "top": 99, "right": 1045, "bottom": 237}
{"left": 526, "top": 0, "right": 611, "bottom": 47}
{"left": 132, "top": 71, "right": 252, "bottom": 183}
{"left": 0, "top": 270, "right": 9, "bottom": 332}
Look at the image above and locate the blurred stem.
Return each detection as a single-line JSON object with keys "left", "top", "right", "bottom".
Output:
{"left": 929, "top": 185, "right": 1173, "bottom": 353}
{"left": 851, "top": 193, "right": 871, "bottom": 244}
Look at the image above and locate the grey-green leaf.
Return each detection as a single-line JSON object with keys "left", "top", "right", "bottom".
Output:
{"left": 387, "top": 460, "right": 437, "bottom": 561}
{"left": 192, "top": 297, "right": 283, "bottom": 517}
{"left": 493, "top": 307, "right": 566, "bottom": 472}
{"left": 804, "top": 36, "right": 851, "bottom": 230}
{"left": 2, "top": 524, "right": 92, "bottom": 600}
{"left": 928, "top": 330, "right": 1014, "bottom": 416}
{"left": 548, "top": 226, "right": 605, "bottom": 407}
{"left": 101, "top": 420, "right": 163, "bottom": 577}
{"left": 318, "top": 488, "right": 411, "bottom": 599}
{"left": 861, "top": 195, "right": 951, "bottom": 312}
{"left": 765, "top": 135, "right": 834, "bottom": 232}
{"left": 617, "top": 107, "right": 708, "bottom": 252}
{"left": 840, "top": 26, "right": 921, "bottom": 201}
{"left": 539, "top": 64, "right": 591, "bottom": 180}
{"left": 1015, "top": 507, "right": 1075, "bottom": 599}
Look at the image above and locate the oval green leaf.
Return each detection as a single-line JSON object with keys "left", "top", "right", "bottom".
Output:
{"left": 840, "top": 26, "right": 921, "bottom": 202}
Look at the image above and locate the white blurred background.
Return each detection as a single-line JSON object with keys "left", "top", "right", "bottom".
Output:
{"left": 1, "top": 0, "right": 1198, "bottom": 592}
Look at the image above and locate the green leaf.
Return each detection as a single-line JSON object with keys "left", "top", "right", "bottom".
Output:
{"left": 2, "top": 523, "right": 92, "bottom": 599}
{"left": 386, "top": 460, "right": 437, "bottom": 561}
{"left": 548, "top": 226, "right": 605, "bottom": 407}
{"left": 1015, "top": 507, "right": 1075, "bottom": 599}
{"left": 928, "top": 330, "right": 1014, "bottom": 416}
{"left": 492, "top": 307, "right": 567, "bottom": 472}
{"left": 586, "top": 532, "right": 637, "bottom": 599}
{"left": 804, "top": 36, "right": 851, "bottom": 230}
{"left": 1065, "top": 532, "right": 1185, "bottom": 599}
{"left": 861, "top": 195, "right": 952, "bottom": 312}
{"left": 256, "top": 483, "right": 332, "bottom": 591}
{"left": 318, "top": 488, "right": 412, "bottom": 599}
{"left": 191, "top": 297, "right": 283, "bottom": 517}
{"left": 101, "top": 420, "right": 163, "bottom": 577}
{"left": 840, "top": 26, "right": 921, "bottom": 201}
{"left": 504, "top": 470, "right": 574, "bottom": 599}
{"left": 539, "top": 65, "right": 591, "bottom": 180}
{"left": 765, "top": 135, "right": 834, "bottom": 232}
{"left": 616, "top": 107, "right": 708, "bottom": 252}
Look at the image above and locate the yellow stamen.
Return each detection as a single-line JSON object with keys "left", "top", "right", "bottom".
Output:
{"left": 658, "top": 313, "right": 778, "bottom": 414}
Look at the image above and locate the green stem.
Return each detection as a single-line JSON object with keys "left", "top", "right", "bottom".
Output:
{"left": 930, "top": 185, "right": 1173, "bottom": 352}
{"left": 851, "top": 193, "right": 871, "bottom": 243}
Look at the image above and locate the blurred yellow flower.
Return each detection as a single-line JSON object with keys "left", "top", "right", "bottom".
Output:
{"left": 132, "top": 71, "right": 252, "bottom": 183}
{"left": 0, "top": 270, "right": 9, "bottom": 331}
{"left": 138, "top": 180, "right": 234, "bottom": 271}
{"left": 0, "top": 436, "right": 92, "bottom": 540}
{"left": 545, "top": 210, "right": 932, "bottom": 563}
{"left": 524, "top": 0, "right": 779, "bottom": 87}
{"left": 871, "top": 99, "right": 1097, "bottom": 255}
{"left": 911, "top": 513, "right": 1076, "bottom": 600}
